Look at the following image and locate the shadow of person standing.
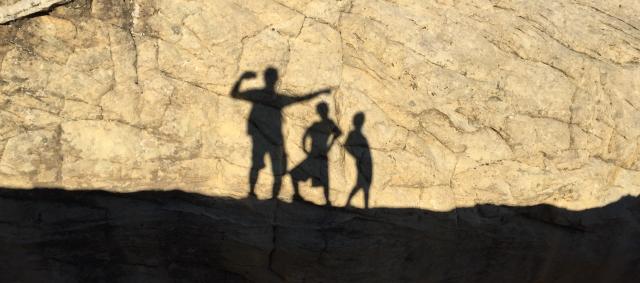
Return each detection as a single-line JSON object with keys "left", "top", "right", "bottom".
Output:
{"left": 290, "top": 102, "right": 342, "bottom": 206}
{"left": 344, "top": 112, "right": 373, "bottom": 209}
{"left": 230, "top": 67, "right": 331, "bottom": 199}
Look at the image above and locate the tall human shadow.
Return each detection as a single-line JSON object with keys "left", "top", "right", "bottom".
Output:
{"left": 230, "top": 67, "right": 331, "bottom": 199}
{"left": 344, "top": 112, "right": 373, "bottom": 209}
{"left": 290, "top": 102, "right": 342, "bottom": 206}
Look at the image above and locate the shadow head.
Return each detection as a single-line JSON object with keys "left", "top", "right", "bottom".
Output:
{"left": 316, "top": 102, "right": 329, "bottom": 119}
{"left": 264, "top": 67, "right": 279, "bottom": 92}
{"left": 353, "top": 112, "right": 365, "bottom": 129}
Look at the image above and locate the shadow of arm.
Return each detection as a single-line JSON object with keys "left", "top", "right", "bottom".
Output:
{"left": 280, "top": 88, "right": 331, "bottom": 107}
{"left": 328, "top": 122, "right": 343, "bottom": 149}
{"left": 230, "top": 72, "right": 257, "bottom": 101}
{"left": 301, "top": 128, "right": 311, "bottom": 154}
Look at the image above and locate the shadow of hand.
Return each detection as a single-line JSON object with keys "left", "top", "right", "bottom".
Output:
{"left": 319, "top": 88, "right": 332, "bottom": 95}
{"left": 242, "top": 71, "right": 257, "bottom": 79}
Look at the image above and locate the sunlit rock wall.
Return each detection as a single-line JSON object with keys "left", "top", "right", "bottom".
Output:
{"left": 0, "top": 0, "right": 69, "bottom": 24}
{"left": 1, "top": 0, "right": 639, "bottom": 210}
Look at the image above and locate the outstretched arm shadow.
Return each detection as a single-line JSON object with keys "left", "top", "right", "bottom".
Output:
{"left": 279, "top": 88, "right": 332, "bottom": 108}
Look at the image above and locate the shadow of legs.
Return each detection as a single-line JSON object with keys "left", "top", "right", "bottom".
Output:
{"left": 248, "top": 167, "right": 260, "bottom": 198}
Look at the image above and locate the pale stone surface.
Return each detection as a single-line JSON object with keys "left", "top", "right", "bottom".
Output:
{"left": 0, "top": 0, "right": 69, "bottom": 24}
{"left": 2, "top": 1, "right": 640, "bottom": 282}
{"left": 1, "top": 0, "right": 640, "bottom": 212}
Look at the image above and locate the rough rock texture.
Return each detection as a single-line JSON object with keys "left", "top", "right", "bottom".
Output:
{"left": 1, "top": 0, "right": 639, "bottom": 209}
{"left": 0, "top": 0, "right": 640, "bottom": 281}
{"left": 0, "top": 0, "right": 69, "bottom": 24}
{"left": 2, "top": 0, "right": 638, "bottom": 210}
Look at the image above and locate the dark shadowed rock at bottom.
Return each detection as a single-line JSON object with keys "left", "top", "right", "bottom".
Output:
{"left": 0, "top": 188, "right": 639, "bottom": 283}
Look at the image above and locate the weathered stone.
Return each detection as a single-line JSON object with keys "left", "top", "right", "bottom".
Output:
{"left": 0, "top": 0, "right": 639, "bottom": 210}
{"left": 0, "top": 0, "right": 69, "bottom": 24}
{"left": 1, "top": 0, "right": 640, "bottom": 280}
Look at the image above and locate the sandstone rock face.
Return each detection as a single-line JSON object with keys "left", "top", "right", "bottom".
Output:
{"left": 1, "top": 0, "right": 640, "bottom": 281}
{"left": 0, "top": 0, "right": 69, "bottom": 24}
{"left": 2, "top": 0, "right": 639, "bottom": 210}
